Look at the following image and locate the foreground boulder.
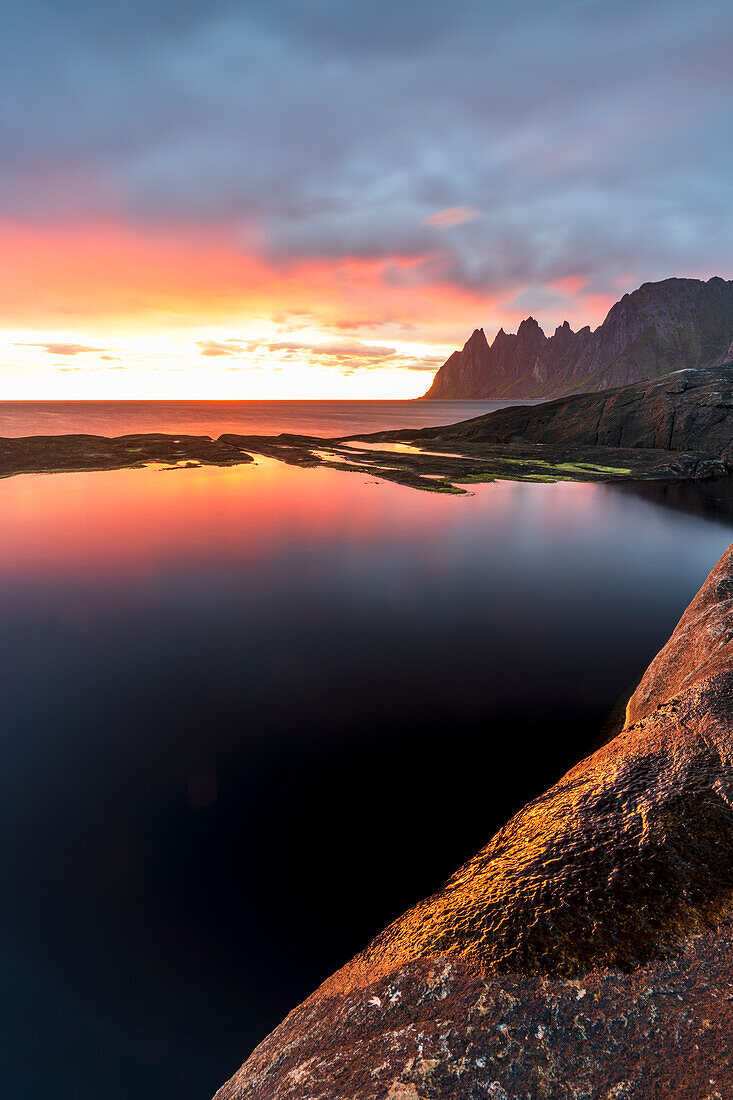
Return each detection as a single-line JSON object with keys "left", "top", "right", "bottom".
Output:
{"left": 215, "top": 543, "right": 733, "bottom": 1099}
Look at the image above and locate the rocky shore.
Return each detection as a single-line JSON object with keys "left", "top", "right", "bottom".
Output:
{"left": 214, "top": 541, "right": 733, "bottom": 1100}
{"left": 2, "top": 366, "right": 731, "bottom": 495}
{"left": 220, "top": 365, "right": 733, "bottom": 492}
{"left": 0, "top": 432, "right": 253, "bottom": 478}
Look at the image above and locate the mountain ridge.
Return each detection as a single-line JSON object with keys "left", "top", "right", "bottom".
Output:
{"left": 422, "top": 275, "right": 733, "bottom": 399}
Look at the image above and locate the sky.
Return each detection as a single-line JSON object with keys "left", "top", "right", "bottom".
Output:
{"left": 2, "top": 0, "right": 733, "bottom": 398}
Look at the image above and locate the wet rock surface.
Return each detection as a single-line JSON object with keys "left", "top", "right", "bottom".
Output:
{"left": 220, "top": 432, "right": 725, "bottom": 494}
{"left": 381, "top": 365, "right": 733, "bottom": 458}
{"left": 0, "top": 433, "right": 254, "bottom": 477}
{"left": 215, "top": 543, "right": 733, "bottom": 1099}
{"left": 220, "top": 366, "right": 733, "bottom": 493}
{"left": 2, "top": 367, "right": 730, "bottom": 494}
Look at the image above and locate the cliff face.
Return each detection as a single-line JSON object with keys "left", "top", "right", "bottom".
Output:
{"left": 215, "top": 542, "right": 733, "bottom": 1100}
{"left": 423, "top": 276, "right": 733, "bottom": 399}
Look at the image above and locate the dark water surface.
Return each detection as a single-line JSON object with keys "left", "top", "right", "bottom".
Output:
{"left": 1, "top": 402, "right": 733, "bottom": 1100}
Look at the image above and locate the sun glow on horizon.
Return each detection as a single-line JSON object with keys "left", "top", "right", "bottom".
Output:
{"left": 0, "top": 219, "right": 619, "bottom": 399}
{"left": 0, "top": 325, "right": 457, "bottom": 400}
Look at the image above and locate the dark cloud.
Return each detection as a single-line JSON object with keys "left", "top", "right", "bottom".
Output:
{"left": 1, "top": 0, "right": 733, "bottom": 300}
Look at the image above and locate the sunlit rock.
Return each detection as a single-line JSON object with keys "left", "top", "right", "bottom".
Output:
{"left": 215, "top": 543, "right": 733, "bottom": 1099}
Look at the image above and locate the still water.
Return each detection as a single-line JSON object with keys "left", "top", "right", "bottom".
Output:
{"left": 1, "top": 402, "right": 732, "bottom": 1100}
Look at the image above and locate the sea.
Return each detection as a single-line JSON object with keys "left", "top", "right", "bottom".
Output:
{"left": 1, "top": 400, "right": 732, "bottom": 1100}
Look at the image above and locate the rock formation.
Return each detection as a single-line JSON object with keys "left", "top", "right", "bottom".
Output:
{"left": 222, "top": 363, "right": 732, "bottom": 493}
{"left": 423, "top": 275, "right": 733, "bottom": 399}
{"left": 0, "top": 433, "right": 253, "bottom": 477}
{"left": 406, "top": 363, "right": 733, "bottom": 460}
{"left": 214, "top": 541, "right": 733, "bottom": 1099}
{"left": 6, "top": 363, "right": 731, "bottom": 496}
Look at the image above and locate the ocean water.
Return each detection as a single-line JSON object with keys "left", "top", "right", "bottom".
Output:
{"left": 1, "top": 401, "right": 732, "bottom": 1100}
{"left": 0, "top": 398, "right": 520, "bottom": 439}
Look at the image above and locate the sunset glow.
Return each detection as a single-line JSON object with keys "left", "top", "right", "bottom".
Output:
{"left": 0, "top": 218, "right": 622, "bottom": 398}
{"left": 2, "top": 0, "right": 732, "bottom": 399}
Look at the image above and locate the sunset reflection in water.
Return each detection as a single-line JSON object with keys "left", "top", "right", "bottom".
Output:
{"left": 1, "top": 458, "right": 732, "bottom": 1100}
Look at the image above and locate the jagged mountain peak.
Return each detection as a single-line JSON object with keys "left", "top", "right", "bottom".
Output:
{"left": 423, "top": 275, "right": 733, "bottom": 400}
{"left": 465, "top": 326, "right": 488, "bottom": 344}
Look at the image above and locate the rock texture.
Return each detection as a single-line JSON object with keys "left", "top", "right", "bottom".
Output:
{"left": 402, "top": 364, "right": 733, "bottom": 461}
{"left": 423, "top": 275, "right": 733, "bottom": 399}
{"left": 218, "top": 364, "right": 733, "bottom": 493}
{"left": 0, "top": 433, "right": 253, "bottom": 478}
{"left": 4, "top": 365, "right": 731, "bottom": 495}
{"left": 222, "top": 431, "right": 726, "bottom": 495}
{"left": 215, "top": 542, "right": 733, "bottom": 1099}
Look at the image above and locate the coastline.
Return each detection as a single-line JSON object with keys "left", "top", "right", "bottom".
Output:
{"left": 3, "top": 366, "right": 733, "bottom": 493}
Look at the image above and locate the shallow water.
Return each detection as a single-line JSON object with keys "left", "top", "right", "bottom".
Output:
{"left": 1, "top": 403, "right": 732, "bottom": 1100}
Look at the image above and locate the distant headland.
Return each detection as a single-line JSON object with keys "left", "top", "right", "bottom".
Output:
{"left": 423, "top": 275, "right": 733, "bottom": 400}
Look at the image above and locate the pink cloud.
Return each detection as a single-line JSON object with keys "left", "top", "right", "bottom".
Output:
{"left": 548, "top": 275, "right": 588, "bottom": 296}
{"left": 423, "top": 207, "right": 480, "bottom": 229}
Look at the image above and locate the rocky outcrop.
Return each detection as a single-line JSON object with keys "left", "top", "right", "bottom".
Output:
{"left": 223, "top": 430, "right": 726, "bottom": 494}
{"left": 0, "top": 433, "right": 253, "bottom": 477}
{"left": 219, "top": 365, "right": 733, "bottom": 493}
{"left": 406, "top": 364, "right": 733, "bottom": 461}
{"left": 215, "top": 542, "right": 733, "bottom": 1099}
{"left": 423, "top": 275, "right": 733, "bottom": 399}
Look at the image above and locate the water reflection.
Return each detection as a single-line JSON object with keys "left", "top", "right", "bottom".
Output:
{"left": 1, "top": 460, "right": 731, "bottom": 1100}
{"left": 614, "top": 474, "right": 733, "bottom": 526}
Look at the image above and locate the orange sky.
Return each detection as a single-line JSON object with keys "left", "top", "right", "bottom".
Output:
{"left": 3, "top": 0, "right": 733, "bottom": 400}
{"left": 0, "top": 218, "right": 617, "bottom": 399}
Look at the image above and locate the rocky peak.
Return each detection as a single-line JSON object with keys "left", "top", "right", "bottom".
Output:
{"left": 517, "top": 315, "right": 543, "bottom": 331}
{"left": 423, "top": 276, "right": 733, "bottom": 399}
{"left": 551, "top": 320, "right": 577, "bottom": 349}
{"left": 463, "top": 327, "right": 488, "bottom": 350}
{"left": 459, "top": 328, "right": 490, "bottom": 368}
{"left": 491, "top": 326, "right": 513, "bottom": 348}
{"left": 515, "top": 316, "right": 547, "bottom": 357}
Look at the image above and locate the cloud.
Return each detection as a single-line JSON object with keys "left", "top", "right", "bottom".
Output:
{"left": 0, "top": 0, "right": 732, "bottom": 335}
{"left": 197, "top": 339, "right": 242, "bottom": 357}
{"left": 407, "top": 354, "right": 448, "bottom": 370}
{"left": 197, "top": 335, "right": 401, "bottom": 368}
{"left": 17, "top": 342, "right": 105, "bottom": 355}
{"left": 423, "top": 207, "right": 480, "bottom": 229}
{"left": 548, "top": 275, "right": 589, "bottom": 296}
{"left": 265, "top": 339, "right": 396, "bottom": 361}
